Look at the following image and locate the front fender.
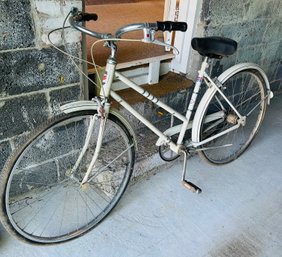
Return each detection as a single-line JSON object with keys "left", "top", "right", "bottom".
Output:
{"left": 60, "top": 101, "right": 138, "bottom": 151}
{"left": 60, "top": 100, "right": 99, "bottom": 113}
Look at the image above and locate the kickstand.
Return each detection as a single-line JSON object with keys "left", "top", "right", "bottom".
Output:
{"left": 179, "top": 149, "right": 202, "bottom": 194}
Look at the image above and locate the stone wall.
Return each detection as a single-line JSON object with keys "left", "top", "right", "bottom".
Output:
{"left": 0, "top": 0, "right": 83, "bottom": 171}
{"left": 197, "top": 0, "right": 281, "bottom": 92}
{"left": 1, "top": 0, "right": 281, "bottom": 175}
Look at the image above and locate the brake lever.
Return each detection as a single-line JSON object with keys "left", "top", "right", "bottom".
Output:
{"left": 141, "top": 28, "right": 179, "bottom": 54}
{"left": 151, "top": 39, "right": 180, "bottom": 55}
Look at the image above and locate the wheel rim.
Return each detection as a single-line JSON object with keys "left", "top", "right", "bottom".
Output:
{"left": 5, "top": 113, "right": 134, "bottom": 243}
{"left": 200, "top": 70, "right": 266, "bottom": 164}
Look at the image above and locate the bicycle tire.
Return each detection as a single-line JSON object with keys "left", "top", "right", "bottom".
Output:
{"left": 195, "top": 69, "right": 267, "bottom": 164}
{"left": 0, "top": 110, "right": 135, "bottom": 244}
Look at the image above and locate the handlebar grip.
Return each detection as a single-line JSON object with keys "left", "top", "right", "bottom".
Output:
{"left": 76, "top": 12, "right": 98, "bottom": 22}
{"left": 156, "top": 21, "right": 187, "bottom": 32}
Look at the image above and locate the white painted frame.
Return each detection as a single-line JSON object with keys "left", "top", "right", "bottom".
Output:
{"left": 63, "top": 60, "right": 273, "bottom": 152}
{"left": 61, "top": 59, "right": 273, "bottom": 184}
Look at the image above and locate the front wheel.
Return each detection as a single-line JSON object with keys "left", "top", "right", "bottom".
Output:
{"left": 195, "top": 69, "right": 267, "bottom": 164}
{"left": 0, "top": 110, "right": 135, "bottom": 244}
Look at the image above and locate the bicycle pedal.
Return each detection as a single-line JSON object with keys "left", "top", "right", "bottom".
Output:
{"left": 181, "top": 180, "right": 202, "bottom": 194}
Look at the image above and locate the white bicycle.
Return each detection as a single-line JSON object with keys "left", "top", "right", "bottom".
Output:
{"left": 0, "top": 8, "right": 273, "bottom": 244}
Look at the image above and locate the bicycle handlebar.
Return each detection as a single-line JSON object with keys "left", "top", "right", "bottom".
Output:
{"left": 157, "top": 21, "right": 187, "bottom": 32}
{"left": 69, "top": 8, "right": 187, "bottom": 41}
{"left": 69, "top": 8, "right": 110, "bottom": 39}
{"left": 115, "top": 21, "right": 187, "bottom": 38}
{"left": 75, "top": 12, "right": 98, "bottom": 22}
{"left": 115, "top": 23, "right": 156, "bottom": 38}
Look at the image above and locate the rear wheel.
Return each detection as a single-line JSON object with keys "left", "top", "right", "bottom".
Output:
{"left": 197, "top": 69, "right": 267, "bottom": 164}
{"left": 0, "top": 111, "right": 135, "bottom": 244}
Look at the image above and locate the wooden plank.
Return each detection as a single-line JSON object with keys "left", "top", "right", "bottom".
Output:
{"left": 88, "top": 53, "right": 174, "bottom": 74}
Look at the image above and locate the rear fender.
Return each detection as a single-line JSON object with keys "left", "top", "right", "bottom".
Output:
{"left": 217, "top": 63, "right": 273, "bottom": 104}
{"left": 191, "top": 63, "right": 273, "bottom": 144}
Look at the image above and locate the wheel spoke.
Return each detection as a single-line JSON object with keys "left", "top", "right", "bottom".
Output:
{"left": 199, "top": 70, "right": 266, "bottom": 164}
{"left": 3, "top": 112, "right": 134, "bottom": 243}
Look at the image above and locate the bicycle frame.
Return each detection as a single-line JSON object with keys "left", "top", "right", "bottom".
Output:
{"left": 65, "top": 56, "right": 247, "bottom": 183}
{"left": 103, "top": 57, "right": 243, "bottom": 152}
{"left": 61, "top": 9, "right": 273, "bottom": 186}
{"left": 62, "top": 48, "right": 272, "bottom": 188}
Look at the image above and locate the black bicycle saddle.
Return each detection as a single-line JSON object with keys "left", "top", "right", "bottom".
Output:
{"left": 191, "top": 37, "right": 237, "bottom": 59}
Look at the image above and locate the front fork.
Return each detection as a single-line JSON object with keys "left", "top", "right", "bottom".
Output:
{"left": 77, "top": 59, "right": 116, "bottom": 185}
{"left": 81, "top": 113, "right": 107, "bottom": 185}
{"left": 69, "top": 100, "right": 110, "bottom": 185}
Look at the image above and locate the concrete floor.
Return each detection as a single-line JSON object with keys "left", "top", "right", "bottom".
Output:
{"left": 1, "top": 94, "right": 282, "bottom": 256}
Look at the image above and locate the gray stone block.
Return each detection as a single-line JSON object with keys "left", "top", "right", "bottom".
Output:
{"left": 201, "top": 0, "right": 281, "bottom": 94}
{"left": 0, "top": 44, "right": 80, "bottom": 97}
{"left": 49, "top": 83, "right": 81, "bottom": 114}
{"left": 0, "top": 0, "right": 35, "bottom": 50}
{"left": 206, "top": 19, "right": 281, "bottom": 48}
{"left": 268, "top": 60, "right": 282, "bottom": 91}
{"left": 270, "top": 80, "right": 282, "bottom": 92}
{"left": 0, "top": 93, "right": 49, "bottom": 141}
{"left": 202, "top": 0, "right": 247, "bottom": 26}
{"left": 0, "top": 140, "right": 12, "bottom": 173}
{"left": 164, "top": 90, "right": 188, "bottom": 114}
{"left": 10, "top": 161, "right": 59, "bottom": 196}
{"left": 206, "top": 21, "right": 264, "bottom": 46}
{"left": 17, "top": 121, "right": 88, "bottom": 169}
{"left": 203, "top": 0, "right": 281, "bottom": 26}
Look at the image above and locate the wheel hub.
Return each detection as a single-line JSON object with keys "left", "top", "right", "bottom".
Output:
{"left": 226, "top": 113, "right": 238, "bottom": 125}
